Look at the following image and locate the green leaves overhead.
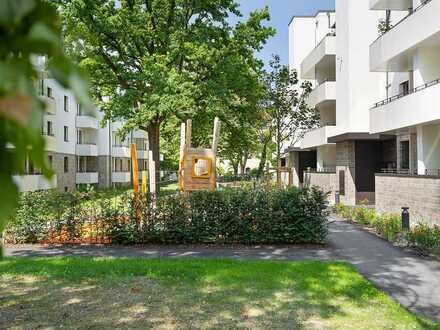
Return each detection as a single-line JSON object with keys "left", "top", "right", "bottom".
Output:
{"left": 59, "top": 0, "right": 274, "bottom": 170}
{"left": 0, "top": 0, "right": 92, "bottom": 257}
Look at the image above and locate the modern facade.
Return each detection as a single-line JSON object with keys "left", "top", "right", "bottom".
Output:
{"left": 13, "top": 78, "right": 149, "bottom": 193}
{"left": 288, "top": 0, "right": 440, "bottom": 225}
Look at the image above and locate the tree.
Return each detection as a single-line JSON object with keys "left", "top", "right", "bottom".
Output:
{"left": 58, "top": 0, "right": 274, "bottom": 191}
{"left": 262, "top": 55, "right": 319, "bottom": 185}
{"left": 0, "top": 0, "right": 91, "bottom": 258}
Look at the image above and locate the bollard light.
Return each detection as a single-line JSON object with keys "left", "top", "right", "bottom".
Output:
{"left": 401, "top": 207, "right": 410, "bottom": 230}
{"left": 335, "top": 191, "right": 340, "bottom": 205}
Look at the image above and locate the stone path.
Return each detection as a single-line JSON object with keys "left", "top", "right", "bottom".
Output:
{"left": 4, "top": 216, "right": 440, "bottom": 322}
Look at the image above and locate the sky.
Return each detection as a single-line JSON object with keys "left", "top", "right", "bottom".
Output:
{"left": 232, "top": 0, "right": 335, "bottom": 68}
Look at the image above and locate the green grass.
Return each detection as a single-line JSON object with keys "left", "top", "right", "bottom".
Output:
{"left": 0, "top": 258, "right": 438, "bottom": 329}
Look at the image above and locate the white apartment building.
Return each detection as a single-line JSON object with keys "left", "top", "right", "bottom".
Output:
{"left": 288, "top": 0, "right": 440, "bottom": 225}
{"left": 13, "top": 78, "right": 149, "bottom": 193}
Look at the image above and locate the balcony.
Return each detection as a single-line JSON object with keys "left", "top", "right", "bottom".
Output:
{"left": 76, "top": 115, "right": 99, "bottom": 130}
{"left": 301, "top": 34, "right": 336, "bottom": 80}
{"left": 307, "top": 81, "right": 336, "bottom": 108}
{"left": 370, "top": 0, "right": 440, "bottom": 71}
{"left": 13, "top": 174, "right": 57, "bottom": 192}
{"left": 76, "top": 172, "right": 98, "bottom": 184}
{"left": 370, "top": 78, "right": 440, "bottom": 134}
{"left": 43, "top": 134, "right": 56, "bottom": 152}
{"left": 136, "top": 149, "right": 149, "bottom": 159}
{"left": 76, "top": 143, "right": 98, "bottom": 156}
{"left": 40, "top": 95, "right": 56, "bottom": 114}
{"left": 112, "top": 172, "right": 131, "bottom": 183}
{"left": 369, "top": 0, "right": 412, "bottom": 10}
{"left": 133, "top": 130, "right": 148, "bottom": 139}
{"left": 301, "top": 125, "right": 338, "bottom": 150}
{"left": 112, "top": 145, "right": 131, "bottom": 157}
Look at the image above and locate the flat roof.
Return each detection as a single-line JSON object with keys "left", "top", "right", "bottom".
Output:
{"left": 288, "top": 9, "right": 335, "bottom": 26}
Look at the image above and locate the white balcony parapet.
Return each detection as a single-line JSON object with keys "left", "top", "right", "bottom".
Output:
{"left": 301, "top": 125, "right": 338, "bottom": 150}
{"left": 370, "top": 78, "right": 440, "bottom": 134}
{"left": 369, "top": 0, "right": 412, "bottom": 10}
{"left": 112, "top": 145, "right": 131, "bottom": 158}
{"left": 136, "top": 150, "right": 149, "bottom": 159}
{"left": 76, "top": 172, "right": 98, "bottom": 184}
{"left": 133, "top": 130, "right": 148, "bottom": 139}
{"left": 13, "top": 174, "right": 57, "bottom": 192}
{"left": 76, "top": 143, "right": 98, "bottom": 156}
{"left": 112, "top": 172, "right": 131, "bottom": 183}
{"left": 76, "top": 115, "right": 99, "bottom": 130}
{"left": 43, "top": 134, "right": 56, "bottom": 152}
{"left": 370, "top": 0, "right": 440, "bottom": 72}
{"left": 307, "top": 80, "right": 336, "bottom": 108}
{"left": 301, "top": 34, "right": 336, "bottom": 80}
{"left": 40, "top": 95, "right": 56, "bottom": 114}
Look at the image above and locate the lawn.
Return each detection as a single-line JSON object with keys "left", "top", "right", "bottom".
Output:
{"left": 0, "top": 258, "right": 438, "bottom": 329}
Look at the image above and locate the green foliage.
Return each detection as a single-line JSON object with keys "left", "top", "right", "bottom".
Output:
{"left": 0, "top": 0, "right": 91, "bottom": 257}
{"left": 406, "top": 223, "right": 440, "bottom": 256}
{"left": 374, "top": 213, "right": 401, "bottom": 242}
{"left": 59, "top": 0, "right": 275, "bottom": 175}
{"left": 6, "top": 187, "right": 329, "bottom": 245}
{"left": 351, "top": 206, "right": 377, "bottom": 226}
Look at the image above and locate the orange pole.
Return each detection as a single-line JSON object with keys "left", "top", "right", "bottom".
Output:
{"left": 131, "top": 143, "right": 139, "bottom": 193}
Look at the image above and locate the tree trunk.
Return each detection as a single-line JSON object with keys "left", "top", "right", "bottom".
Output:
{"left": 240, "top": 152, "right": 248, "bottom": 175}
{"left": 257, "top": 140, "right": 268, "bottom": 178}
{"left": 147, "top": 120, "right": 161, "bottom": 193}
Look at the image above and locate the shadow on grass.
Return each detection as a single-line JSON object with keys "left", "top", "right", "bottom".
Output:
{"left": 0, "top": 258, "right": 438, "bottom": 329}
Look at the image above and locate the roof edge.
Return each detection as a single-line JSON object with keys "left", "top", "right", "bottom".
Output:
{"left": 288, "top": 9, "right": 335, "bottom": 26}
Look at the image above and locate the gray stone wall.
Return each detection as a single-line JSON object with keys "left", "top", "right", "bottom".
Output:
{"left": 304, "top": 172, "right": 338, "bottom": 204}
{"left": 47, "top": 152, "right": 76, "bottom": 192}
{"left": 336, "top": 141, "right": 356, "bottom": 205}
{"left": 376, "top": 174, "right": 440, "bottom": 226}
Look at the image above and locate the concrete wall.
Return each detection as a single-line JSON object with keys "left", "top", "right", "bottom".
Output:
{"left": 317, "top": 145, "right": 336, "bottom": 169}
{"left": 336, "top": 141, "right": 357, "bottom": 205}
{"left": 47, "top": 152, "right": 76, "bottom": 192}
{"left": 376, "top": 174, "right": 440, "bottom": 226}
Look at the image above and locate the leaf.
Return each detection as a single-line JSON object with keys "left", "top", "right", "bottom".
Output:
{"left": 28, "top": 22, "right": 60, "bottom": 48}
{"left": 0, "top": 173, "right": 18, "bottom": 233}
{"left": 0, "top": 0, "right": 36, "bottom": 25}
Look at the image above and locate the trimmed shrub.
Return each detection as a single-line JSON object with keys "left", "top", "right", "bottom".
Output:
{"left": 374, "top": 213, "right": 401, "bottom": 241}
{"left": 6, "top": 186, "right": 329, "bottom": 245}
{"left": 406, "top": 223, "right": 440, "bottom": 256}
{"left": 351, "top": 207, "right": 376, "bottom": 227}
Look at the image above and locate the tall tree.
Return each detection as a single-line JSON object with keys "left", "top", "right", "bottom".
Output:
{"left": 58, "top": 0, "right": 274, "bottom": 191}
{"left": 0, "top": 0, "right": 91, "bottom": 258}
{"left": 262, "top": 55, "right": 319, "bottom": 185}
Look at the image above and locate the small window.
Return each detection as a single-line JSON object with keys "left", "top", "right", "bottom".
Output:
{"left": 77, "top": 103, "right": 82, "bottom": 116}
{"left": 64, "top": 95, "right": 69, "bottom": 112}
{"left": 64, "top": 186, "right": 68, "bottom": 192}
{"left": 64, "top": 126, "right": 69, "bottom": 142}
{"left": 280, "top": 158, "right": 287, "bottom": 167}
{"left": 47, "top": 87, "right": 53, "bottom": 98}
{"left": 47, "top": 121, "right": 53, "bottom": 136}
{"left": 48, "top": 155, "right": 53, "bottom": 167}
{"left": 192, "top": 157, "right": 212, "bottom": 179}
{"left": 63, "top": 157, "right": 69, "bottom": 173}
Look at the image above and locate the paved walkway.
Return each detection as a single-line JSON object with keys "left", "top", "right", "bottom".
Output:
{"left": 4, "top": 216, "right": 440, "bottom": 322}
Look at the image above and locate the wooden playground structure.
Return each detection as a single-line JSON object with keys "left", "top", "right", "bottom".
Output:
{"left": 178, "top": 117, "right": 221, "bottom": 194}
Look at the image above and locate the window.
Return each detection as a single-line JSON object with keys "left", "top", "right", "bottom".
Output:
{"left": 64, "top": 95, "right": 69, "bottom": 112}
{"left": 47, "top": 87, "right": 53, "bottom": 98}
{"left": 400, "top": 141, "right": 410, "bottom": 170}
{"left": 77, "top": 103, "right": 82, "bottom": 115}
{"left": 48, "top": 155, "right": 53, "bottom": 167}
{"left": 280, "top": 158, "right": 287, "bottom": 167}
{"left": 399, "top": 81, "right": 410, "bottom": 96}
{"left": 39, "top": 79, "right": 44, "bottom": 95}
{"left": 63, "top": 157, "right": 69, "bottom": 173}
{"left": 192, "top": 157, "right": 211, "bottom": 179}
{"left": 47, "top": 121, "right": 53, "bottom": 136}
{"left": 77, "top": 130, "right": 83, "bottom": 144}
{"left": 64, "top": 126, "right": 69, "bottom": 142}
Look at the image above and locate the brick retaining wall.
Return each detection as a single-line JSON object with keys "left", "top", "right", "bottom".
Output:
{"left": 375, "top": 174, "right": 440, "bottom": 226}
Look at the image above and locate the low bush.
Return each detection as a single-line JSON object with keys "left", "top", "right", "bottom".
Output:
{"left": 351, "top": 207, "right": 376, "bottom": 226}
{"left": 6, "top": 186, "right": 329, "bottom": 245}
{"left": 406, "top": 223, "right": 440, "bottom": 256}
{"left": 374, "top": 213, "right": 401, "bottom": 242}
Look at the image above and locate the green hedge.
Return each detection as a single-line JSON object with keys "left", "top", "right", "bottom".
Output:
{"left": 5, "top": 187, "right": 329, "bottom": 245}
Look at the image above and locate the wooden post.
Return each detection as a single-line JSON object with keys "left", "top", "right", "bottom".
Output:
{"left": 211, "top": 117, "right": 221, "bottom": 154}
{"left": 179, "top": 122, "right": 186, "bottom": 192}
{"left": 131, "top": 143, "right": 139, "bottom": 193}
{"left": 148, "top": 150, "right": 156, "bottom": 195}
{"left": 185, "top": 119, "right": 192, "bottom": 148}
{"left": 141, "top": 171, "right": 147, "bottom": 194}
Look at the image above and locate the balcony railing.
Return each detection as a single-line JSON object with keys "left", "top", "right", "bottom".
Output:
{"left": 372, "top": 78, "right": 440, "bottom": 109}
{"left": 373, "top": 0, "right": 432, "bottom": 43}
{"left": 378, "top": 168, "right": 440, "bottom": 177}
{"left": 306, "top": 167, "right": 336, "bottom": 174}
